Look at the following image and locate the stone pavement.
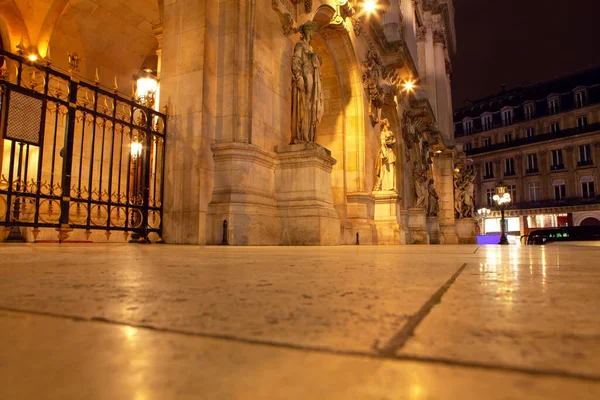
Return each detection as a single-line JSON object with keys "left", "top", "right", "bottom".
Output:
{"left": 0, "top": 244, "right": 599, "bottom": 399}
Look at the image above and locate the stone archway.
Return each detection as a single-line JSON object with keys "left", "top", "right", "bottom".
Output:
{"left": 311, "top": 5, "right": 370, "bottom": 243}
{"left": 580, "top": 217, "right": 600, "bottom": 226}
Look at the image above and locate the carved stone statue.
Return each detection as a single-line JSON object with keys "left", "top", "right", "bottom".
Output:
{"left": 291, "top": 21, "right": 324, "bottom": 144}
{"left": 463, "top": 169, "right": 476, "bottom": 218}
{"left": 413, "top": 160, "right": 428, "bottom": 209}
{"left": 454, "top": 167, "right": 477, "bottom": 218}
{"left": 427, "top": 178, "right": 440, "bottom": 216}
{"left": 362, "top": 50, "right": 385, "bottom": 126}
{"left": 373, "top": 119, "right": 397, "bottom": 192}
{"left": 401, "top": 109, "right": 423, "bottom": 161}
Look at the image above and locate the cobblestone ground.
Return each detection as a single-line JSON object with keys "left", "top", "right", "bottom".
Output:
{"left": 0, "top": 244, "right": 599, "bottom": 399}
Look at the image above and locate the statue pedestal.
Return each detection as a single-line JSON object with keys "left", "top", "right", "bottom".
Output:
{"left": 207, "top": 143, "right": 280, "bottom": 245}
{"left": 406, "top": 208, "right": 428, "bottom": 244}
{"left": 456, "top": 218, "right": 477, "bottom": 244}
{"left": 275, "top": 143, "right": 340, "bottom": 245}
{"left": 426, "top": 216, "right": 441, "bottom": 244}
{"left": 373, "top": 191, "right": 401, "bottom": 245}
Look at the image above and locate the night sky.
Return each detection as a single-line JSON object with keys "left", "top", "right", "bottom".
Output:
{"left": 451, "top": 0, "right": 600, "bottom": 110}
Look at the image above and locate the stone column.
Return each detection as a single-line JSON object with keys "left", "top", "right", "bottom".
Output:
{"left": 160, "top": 0, "right": 219, "bottom": 244}
{"left": 433, "top": 30, "right": 452, "bottom": 142}
{"left": 433, "top": 152, "right": 458, "bottom": 244}
{"left": 383, "top": 0, "right": 402, "bottom": 43}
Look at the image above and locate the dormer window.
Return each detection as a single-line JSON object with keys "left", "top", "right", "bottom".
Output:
{"left": 501, "top": 108, "right": 513, "bottom": 126}
{"left": 575, "top": 90, "right": 587, "bottom": 108}
{"left": 524, "top": 102, "right": 534, "bottom": 120}
{"left": 482, "top": 113, "right": 492, "bottom": 131}
{"left": 548, "top": 96, "right": 560, "bottom": 114}
{"left": 463, "top": 119, "right": 474, "bottom": 134}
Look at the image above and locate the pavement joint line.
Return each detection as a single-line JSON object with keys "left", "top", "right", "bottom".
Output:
{"left": 375, "top": 263, "right": 469, "bottom": 357}
{"left": 1, "top": 306, "right": 598, "bottom": 383}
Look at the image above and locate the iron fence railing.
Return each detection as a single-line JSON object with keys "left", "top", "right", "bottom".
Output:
{"left": 0, "top": 49, "right": 166, "bottom": 242}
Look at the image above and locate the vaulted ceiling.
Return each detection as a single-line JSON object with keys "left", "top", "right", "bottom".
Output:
{"left": 1, "top": 0, "right": 162, "bottom": 85}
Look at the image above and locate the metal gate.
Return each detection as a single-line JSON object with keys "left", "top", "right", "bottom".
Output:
{"left": 0, "top": 50, "right": 166, "bottom": 242}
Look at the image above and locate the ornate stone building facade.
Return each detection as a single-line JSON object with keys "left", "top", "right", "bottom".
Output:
{"left": 0, "top": 0, "right": 474, "bottom": 245}
{"left": 454, "top": 67, "right": 600, "bottom": 237}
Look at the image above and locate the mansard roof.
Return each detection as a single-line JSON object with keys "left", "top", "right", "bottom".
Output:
{"left": 454, "top": 66, "right": 600, "bottom": 122}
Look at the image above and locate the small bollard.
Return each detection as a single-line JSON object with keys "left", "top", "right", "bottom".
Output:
{"left": 356, "top": 232, "right": 360, "bottom": 245}
{"left": 222, "top": 219, "right": 229, "bottom": 245}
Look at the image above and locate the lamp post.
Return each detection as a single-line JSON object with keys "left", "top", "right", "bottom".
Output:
{"left": 477, "top": 207, "right": 491, "bottom": 235}
{"left": 135, "top": 68, "right": 159, "bottom": 109}
{"left": 493, "top": 183, "right": 512, "bottom": 245}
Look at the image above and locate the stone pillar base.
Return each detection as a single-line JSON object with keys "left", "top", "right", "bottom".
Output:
{"left": 440, "top": 224, "right": 459, "bottom": 244}
{"left": 275, "top": 143, "right": 340, "bottom": 245}
{"left": 406, "top": 208, "right": 428, "bottom": 244}
{"left": 426, "top": 216, "right": 441, "bottom": 244}
{"left": 456, "top": 218, "right": 477, "bottom": 244}
{"left": 373, "top": 191, "right": 401, "bottom": 245}
{"left": 345, "top": 193, "right": 377, "bottom": 245}
{"left": 207, "top": 143, "right": 280, "bottom": 245}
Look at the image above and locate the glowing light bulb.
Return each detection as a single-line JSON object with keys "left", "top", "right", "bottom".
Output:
{"left": 363, "top": 0, "right": 378, "bottom": 14}
{"left": 403, "top": 80, "right": 415, "bottom": 92}
{"left": 27, "top": 54, "right": 38, "bottom": 62}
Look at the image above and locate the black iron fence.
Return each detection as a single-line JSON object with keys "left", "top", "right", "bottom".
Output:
{"left": 0, "top": 50, "right": 166, "bottom": 242}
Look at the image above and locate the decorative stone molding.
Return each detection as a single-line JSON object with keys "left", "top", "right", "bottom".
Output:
{"left": 272, "top": 0, "right": 298, "bottom": 36}
{"left": 362, "top": 50, "right": 386, "bottom": 126}
{"left": 416, "top": 26, "right": 427, "bottom": 42}
{"left": 445, "top": 58, "right": 452, "bottom": 76}
{"left": 432, "top": 29, "right": 446, "bottom": 47}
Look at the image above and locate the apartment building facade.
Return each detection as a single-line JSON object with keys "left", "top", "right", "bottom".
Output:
{"left": 454, "top": 67, "right": 600, "bottom": 236}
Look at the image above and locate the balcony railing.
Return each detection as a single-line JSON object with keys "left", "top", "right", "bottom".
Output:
{"left": 466, "top": 122, "right": 600, "bottom": 155}
{"left": 578, "top": 159, "right": 594, "bottom": 167}
{"left": 509, "top": 195, "right": 600, "bottom": 210}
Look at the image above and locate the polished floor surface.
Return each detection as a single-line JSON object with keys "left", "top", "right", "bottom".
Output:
{"left": 0, "top": 244, "right": 599, "bottom": 399}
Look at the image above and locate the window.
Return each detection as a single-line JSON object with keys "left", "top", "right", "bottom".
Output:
{"left": 484, "top": 161, "right": 494, "bottom": 179}
{"left": 575, "top": 91, "right": 586, "bottom": 108}
{"left": 508, "top": 184, "right": 517, "bottom": 202}
{"left": 504, "top": 158, "right": 515, "bottom": 176}
{"left": 527, "top": 153, "right": 538, "bottom": 173}
{"left": 524, "top": 103, "right": 534, "bottom": 120}
{"left": 482, "top": 114, "right": 492, "bottom": 131}
{"left": 504, "top": 133, "right": 512, "bottom": 143}
{"left": 578, "top": 144, "right": 593, "bottom": 166}
{"left": 581, "top": 176, "right": 595, "bottom": 198}
{"left": 463, "top": 119, "right": 474, "bottom": 134}
{"left": 483, "top": 137, "right": 491, "bottom": 147}
{"left": 550, "top": 122, "right": 560, "bottom": 133}
{"left": 551, "top": 149, "right": 564, "bottom": 170}
{"left": 577, "top": 115, "right": 588, "bottom": 131}
{"left": 548, "top": 97, "right": 560, "bottom": 114}
{"left": 529, "top": 182, "right": 540, "bottom": 201}
{"left": 502, "top": 109, "right": 513, "bottom": 126}
{"left": 486, "top": 188, "right": 495, "bottom": 206}
{"left": 464, "top": 142, "right": 473, "bottom": 152}
{"left": 553, "top": 179, "right": 567, "bottom": 200}
{"left": 526, "top": 127, "right": 535, "bottom": 138}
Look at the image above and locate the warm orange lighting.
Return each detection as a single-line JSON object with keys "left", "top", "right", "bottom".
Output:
{"left": 363, "top": 0, "right": 378, "bottom": 14}
{"left": 27, "top": 54, "right": 38, "bottom": 62}
{"left": 403, "top": 79, "right": 416, "bottom": 92}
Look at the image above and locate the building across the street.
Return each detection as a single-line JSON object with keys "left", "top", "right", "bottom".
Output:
{"left": 454, "top": 67, "right": 600, "bottom": 240}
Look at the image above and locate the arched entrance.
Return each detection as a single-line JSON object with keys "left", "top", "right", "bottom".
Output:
{"left": 581, "top": 217, "right": 600, "bottom": 226}
{"left": 311, "top": 6, "right": 372, "bottom": 243}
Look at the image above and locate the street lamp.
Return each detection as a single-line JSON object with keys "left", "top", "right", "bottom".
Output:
{"left": 135, "top": 68, "right": 159, "bottom": 109}
{"left": 477, "top": 207, "right": 491, "bottom": 235}
{"left": 493, "top": 183, "right": 512, "bottom": 245}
